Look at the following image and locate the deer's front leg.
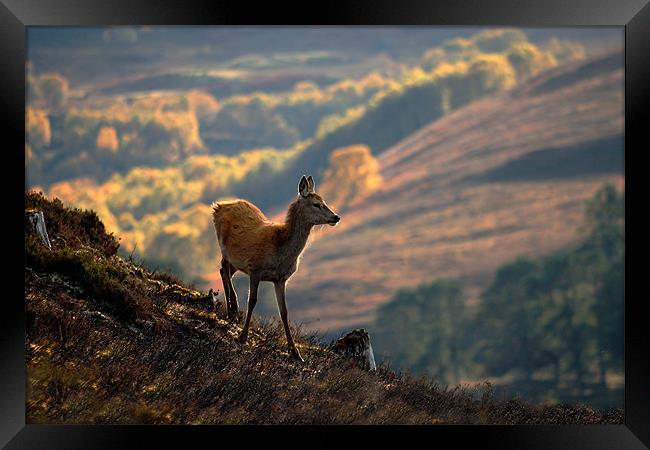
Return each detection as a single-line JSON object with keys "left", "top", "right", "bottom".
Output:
{"left": 238, "top": 273, "right": 260, "bottom": 344}
{"left": 274, "top": 281, "right": 303, "bottom": 362}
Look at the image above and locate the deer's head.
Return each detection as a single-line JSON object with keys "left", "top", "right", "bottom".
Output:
{"left": 296, "top": 175, "right": 340, "bottom": 227}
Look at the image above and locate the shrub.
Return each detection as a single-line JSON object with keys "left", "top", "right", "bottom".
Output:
{"left": 26, "top": 190, "right": 120, "bottom": 257}
{"left": 96, "top": 126, "right": 120, "bottom": 153}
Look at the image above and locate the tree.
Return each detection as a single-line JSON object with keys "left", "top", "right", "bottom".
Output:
{"left": 541, "top": 251, "right": 599, "bottom": 393}
{"left": 585, "top": 185, "right": 624, "bottom": 263}
{"left": 465, "top": 54, "right": 517, "bottom": 100}
{"left": 584, "top": 185, "right": 625, "bottom": 385}
{"left": 318, "top": 145, "right": 383, "bottom": 210}
{"left": 506, "top": 42, "right": 557, "bottom": 78}
{"left": 96, "top": 126, "right": 120, "bottom": 154}
{"left": 475, "top": 259, "right": 544, "bottom": 383}
{"left": 26, "top": 108, "right": 51, "bottom": 150}
{"left": 374, "top": 280, "right": 467, "bottom": 384}
{"left": 594, "top": 260, "right": 624, "bottom": 382}
{"left": 546, "top": 37, "right": 586, "bottom": 63}
{"left": 38, "top": 73, "right": 69, "bottom": 112}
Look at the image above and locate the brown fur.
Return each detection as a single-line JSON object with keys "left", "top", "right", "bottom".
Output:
{"left": 212, "top": 200, "right": 278, "bottom": 275}
{"left": 211, "top": 175, "right": 340, "bottom": 362}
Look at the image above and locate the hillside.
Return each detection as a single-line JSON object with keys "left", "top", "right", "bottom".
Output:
{"left": 24, "top": 191, "right": 622, "bottom": 424}
{"left": 285, "top": 51, "right": 624, "bottom": 334}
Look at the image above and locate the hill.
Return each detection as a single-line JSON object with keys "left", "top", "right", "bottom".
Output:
{"left": 24, "top": 191, "right": 622, "bottom": 424}
{"left": 283, "top": 51, "right": 624, "bottom": 334}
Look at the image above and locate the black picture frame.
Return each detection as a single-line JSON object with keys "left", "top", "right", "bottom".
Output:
{"left": 3, "top": 0, "right": 648, "bottom": 448}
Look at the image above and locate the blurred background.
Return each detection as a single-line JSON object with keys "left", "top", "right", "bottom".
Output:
{"left": 25, "top": 26, "right": 624, "bottom": 408}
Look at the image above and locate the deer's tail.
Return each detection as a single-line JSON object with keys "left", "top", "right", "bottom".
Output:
{"left": 211, "top": 202, "right": 224, "bottom": 245}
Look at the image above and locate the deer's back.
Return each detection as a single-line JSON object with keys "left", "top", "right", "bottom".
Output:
{"left": 211, "top": 199, "right": 277, "bottom": 271}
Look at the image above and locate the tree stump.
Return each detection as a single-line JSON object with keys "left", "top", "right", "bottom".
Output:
{"left": 25, "top": 209, "right": 52, "bottom": 250}
{"left": 332, "top": 329, "right": 377, "bottom": 371}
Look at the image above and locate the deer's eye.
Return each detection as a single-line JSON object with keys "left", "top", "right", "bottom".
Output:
{"left": 312, "top": 202, "right": 320, "bottom": 208}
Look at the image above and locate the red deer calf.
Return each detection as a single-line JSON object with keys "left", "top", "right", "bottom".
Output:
{"left": 211, "top": 175, "right": 340, "bottom": 362}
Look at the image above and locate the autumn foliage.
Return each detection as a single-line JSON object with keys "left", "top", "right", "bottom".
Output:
{"left": 320, "top": 145, "right": 383, "bottom": 210}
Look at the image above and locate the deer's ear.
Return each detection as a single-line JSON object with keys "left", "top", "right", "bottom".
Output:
{"left": 298, "top": 175, "right": 309, "bottom": 197}
{"left": 306, "top": 175, "right": 315, "bottom": 192}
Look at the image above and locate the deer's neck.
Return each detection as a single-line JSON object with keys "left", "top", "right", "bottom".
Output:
{"left": 280, "top": 202, "right": 312, "bottom": 264}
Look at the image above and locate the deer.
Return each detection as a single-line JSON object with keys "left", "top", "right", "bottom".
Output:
{"left": 211, "top": 175, "right": 340, "bottom": 362}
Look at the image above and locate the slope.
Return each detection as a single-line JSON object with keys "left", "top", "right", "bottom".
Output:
{"left": 24, "top": 191, "right": 623, "bottom": 424}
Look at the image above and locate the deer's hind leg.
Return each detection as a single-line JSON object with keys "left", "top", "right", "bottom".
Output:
{"left": 238, "top": 272, "right": 260, "bottom": 344}
{"left": 220, "top": 258, "right": 239, "bottom": 319}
